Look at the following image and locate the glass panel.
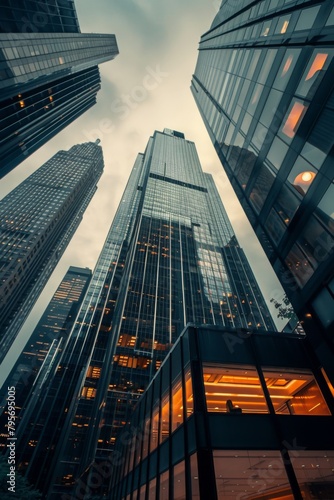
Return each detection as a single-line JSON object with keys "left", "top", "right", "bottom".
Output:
{"left": 160, "top": 470, "right": 169, "bottom": 500}
{"left": 263, "top": 368, "right": 330, "bottom": 415}
{"left": 257, "top": 49, "right": 278, "bottom": 85}
{"left": 142, "top": 417, "right": 150, "bottom": 460}
{"left": 190, "top": 453, "right": 200, "bottom": 499}
{"left": 203, "top": 364, "right": 269, "bottom": 414}
{"left": 214, "top": 450, "right": 292, "bottom": 499}
{"left": 248, "top": 83, "right": 264, "bottom": 115}
{"left": 280, "top": 100, "right": 308, "bottom": 140}
{"left": 160, "top": 393, "right": 170, "bottom": 443}
{"left": 184, "top": 368, "right": 193, "bottom": 418}
{"left": 287, "top": 157, "right": 317, "bottom": 195}
{"left": 148, "top": 478, "right": 156, "bottom": 500}
{"left": 259, "top": 89, "right": 283, "bottom": 127}
{"left": 295, "top": 6, "right": 321, "bottom": 31}
{"left": 275, "top": 185, "right": 300, "bottom": 225}
{"left": 296, "top": 50, "right": 332, "bottom": 99}
{"left": 292, "top": 450, "right": 334, "bottom": 498}
{"left": 321, "top": 367, "right": 334, "bottom": 397}
{"left": 285, "top": 243, "right": 314, "bottom": 287}
{"left": 298, "top": 217, "right": 334, "bottom": 267}
{"left": 249, "top": 164, "right": 275, "bottom": 214}
{"left": 275, "top": 15, "right": 291, "bottom": 34}
{"left": 171, "top": 378, "right": 183, "bottom": 432}
{"left": 267, "top": 137, "right": 289, "bottom": 169}
{"left": 273, "top": 49, "right": 301, "bottom": 91}
{"left": 266, "top": 209, "right": 286, "bottom": 245}
{"left": 318, "top": 183, "right": 334, "bottom": 221}
{"left": 139, "top": 485, "right": 146, "bottom": 500}
{"left": 150, "top": 407, "right": 159, "bottom": 453}
{"left": 173, "top": 461, "right": 186, "bottom": 500}
{"left": 326, "top": 6, "right": 334, "bottom": 26}
{"left": 300, "top": 142, "right": 326, "bottom": 168}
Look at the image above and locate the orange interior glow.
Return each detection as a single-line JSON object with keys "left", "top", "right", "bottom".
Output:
{"left": 282, "top": 102, "right": 307, "bottom": 138}
{"left": 305, "top": 53, "right": 328, "bottom": 81}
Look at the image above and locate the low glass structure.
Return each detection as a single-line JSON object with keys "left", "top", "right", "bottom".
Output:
{"left": 112, "top": 324, "right": 334, "bottom": 499}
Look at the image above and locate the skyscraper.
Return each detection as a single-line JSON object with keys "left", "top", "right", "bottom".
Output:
{"left": 0, "top": 140, "right": 104, "bottom": 363}
{"left": 0, "top": 1, "right": 118, "bottom": 177}
{"left": 13, "top": 129, "right": 275, "bottom": 498}
{"left": 192, "top": 1, "right": 334, "bottom": 383}
{"left": 0, "top": 266, "right": 92, "bottom": 449}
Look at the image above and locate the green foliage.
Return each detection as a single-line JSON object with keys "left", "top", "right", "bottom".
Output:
{"left": 270, "top": 294, "right": 297, "bottom": 321}
{"left": 0, "top": 455, "right": 42, "bottom": 499}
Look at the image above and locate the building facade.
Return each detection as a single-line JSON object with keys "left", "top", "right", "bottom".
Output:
{"left": 0, "top": 266, "right": 91, "bottom": 450}
{"left": 191, "top": 0, "right": 334, "bottom": 384}
{"left": 13, "top": 129, "right": 275, "bottom": 498}
{"left": 0, "top": 1, "right": 118, "bottom": 177}
{"left": 112, "top": 324, "right": 334, "bottom": 500}
{"left": 0, "top": 141, "right": 104, "bottom": 363}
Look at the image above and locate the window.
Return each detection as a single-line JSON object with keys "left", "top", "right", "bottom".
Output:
{"left": 267, "top": 137, "right": 289, "bottom": 169}
{"left": 203, "top": 365, "right": 269, "bottom": 414}
{"left": 275, "top": 15, "right": 291, "bottom": 34}
{"left": 173, "top": 461, "right": 186, "bottom": 500}
{"left": 172, "top": 378, "right": 183, "bottom": 431}
{"left": 273, "top": 49, "right": 301, "bottom": 91}
{"left": 295, "top": 6, "right": 320, "bottom": 31}
{"left": 150, "top": 407, "right": 159, "bottom": 453}
{"left": 296, "top": 51, "right": 331, "bottom": 99}
{"left": 190, "top": 454, "right": 200, "bottom": 498}
{"left": 214, "top": 450, "right": 292, "bottom": 499}
{"left": 287, "top": 157, "right": 317, "bottom": 195}
{"left": 280, "top": 100, "right": 307, "bottom": 140}
{"left": 263, "top": 369, "right": 330, "bottom": 415}
{"left": 160, "top": 393, "right": 169, "bottom": 443}
{"left": 160, "top": 470, "right": 169, "bottom": 500}
{"left": 184, "top": 368, "right": 193, "bottom": 417}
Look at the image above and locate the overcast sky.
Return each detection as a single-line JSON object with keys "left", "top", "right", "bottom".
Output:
{"left": 0, "top": 0, "right": 287, "bottom": 383}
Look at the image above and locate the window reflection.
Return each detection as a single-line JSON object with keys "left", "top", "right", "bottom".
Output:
{"left": 285, "top": 243, "right": 314, "bottom": 287}
{"left": 203, "top": 365, "right": 269, "bottom": 413}
{"left": 249, "top": 164, "right": 275, "bottom": 213}
{"left": 275, "top": 185, "right": 300, "bottom": 225}
{"left": 287, "top": 157, "right": 317, "bottom": 195}
{"left": 150, "top": 407, "right": 159, "bottom": 453}
{"left": 273, "top": 49, "right": 301, "bottom": 91}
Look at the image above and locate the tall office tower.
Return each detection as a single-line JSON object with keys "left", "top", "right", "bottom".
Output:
{"left": 0, "top": 140, "right": 104, "bottom": 363}
{"left": 192, "top": 1, "right": 334, "bottom": 383}
{"left": 0, "top": 266, "right": 91, "bottom": 450}
{"left": 0, "top": 0, "right": 118, "bottom": 177}
{"left": 14, "top": 129, "right": 275, "bottom": 498}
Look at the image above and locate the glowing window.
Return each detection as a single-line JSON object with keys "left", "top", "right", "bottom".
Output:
{"left": 281, "top": 101, "right": 307, "bottom": 139}
{"left": 263, "top": 369, "right": 330, "bottom": 415}
{"left": 171, "top": 378, "right": 183, "bottom": 431}
{"left": 185, "top": 368, "right": 193, "bottom": 418}
{"left": 203, "top": 365, "right": 268, "bottom": 414}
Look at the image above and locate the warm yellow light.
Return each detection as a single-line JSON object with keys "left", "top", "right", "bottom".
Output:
{"left": 306, "top": 53, "right": 328, "bottom": 81}
{"left": 301, "top": 171, "right": 313, "bottom": 182}
{"left": 282, "top": 102, "right": 307, "bottom": 138}
{"left": 281, "top": 20, "right": 289, "bottom": 34}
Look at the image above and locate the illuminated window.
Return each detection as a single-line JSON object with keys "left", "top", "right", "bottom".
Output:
{"left": 172, "top": 378, "right": 183, "bottom": 431}
{"left": 203, "top": 365, "right": 268, "bottom": 413}
{"left": 81, "top": 387, "right": 96, "bottom": 399}
{"left": 185, "top": 368, "right": 193, "bottom": 417}
{"left": 287, "top": 157, "right": 317, "bottom": 195}
{"left": 150, "top": 407, "right": 159, "bottom": 453}
{"left": 160, "top": 393, "right": 169, "bottom": 443}
{"left": 264, "top": 369, "right": 330, "bottom": 415}
{"left": 281, "top": 101, "right": 307, "bottom": 139}
{"left": 160, "top": 470, "right": 169, "bottom": 500}
{"left": 86, "top": 366, "right": 101, "bottom": 379}
{"left": 296, "top": 51, "right": 331, "bottom": 98}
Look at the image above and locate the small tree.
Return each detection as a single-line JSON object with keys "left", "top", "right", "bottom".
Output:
{"left": 0, "top": 455, "right": 42, "bottom": 499}
{"left": 270, "top": 294, "right": 298, "bottom": 322}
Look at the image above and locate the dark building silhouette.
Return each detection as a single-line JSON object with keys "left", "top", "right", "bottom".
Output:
{"left": 12, "top": 129, "right": 275, "bottom": 498}
{"left": 192, "top": 0, "right": 334, "bottom": 385}
{"left": 0, "top": 140, "right": 104, "bottom": 363}
{"left": 0, "top": 0, "right": 118, "bottom": 177}
{"left": 0, "top": 266, "right": 91, "bottom": 450}
{"left": 112, "top": 324, "right": 334, "bottom": 500}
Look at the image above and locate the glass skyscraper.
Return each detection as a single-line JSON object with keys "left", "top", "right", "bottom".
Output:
{"left": 12, "top": 129, "right": 275, "bottom": 498}
{"left": 0, "top": 265, "right": 91, "bottom": 451}
{"left": 192, "top": 0, "right": 334, "bottom": 385}
{"left": 0, "top": 140, "right": 104, "bottom": 363}
{"left": 0, "top": 0, "right": 118, "bottom": 177}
